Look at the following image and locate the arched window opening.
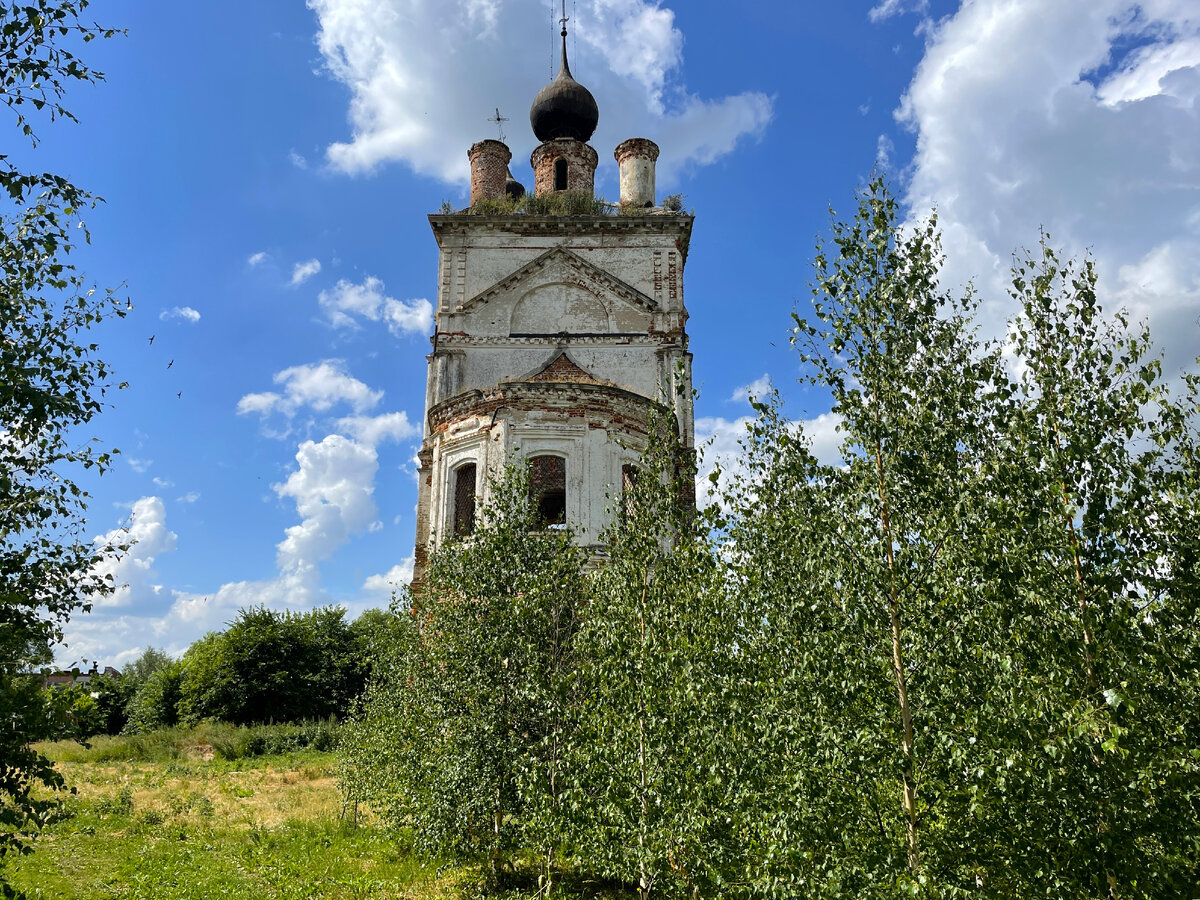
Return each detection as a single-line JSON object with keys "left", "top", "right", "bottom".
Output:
{"left": 453, "top": 463, "right": 477, "bottom": 538}
{"left": 529, "top": 455, "right": 566, "bottom": 528}
{"left": 622, "top": 463, "right": 638, "bottom": 518}
{"left": 554, "top": 158, "right": 568, "bottom": 191}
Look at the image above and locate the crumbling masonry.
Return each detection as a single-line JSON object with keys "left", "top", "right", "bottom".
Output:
{"left": 411, "top": 23, "right": 695, "bottom": 587}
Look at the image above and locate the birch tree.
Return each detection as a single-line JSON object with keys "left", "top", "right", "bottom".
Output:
{"left": 1, "top": 3, "right": 124, "bottom": 890}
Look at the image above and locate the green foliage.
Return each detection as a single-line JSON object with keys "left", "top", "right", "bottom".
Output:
{"left": 206, "top": 719, "right": 341, "bottom": 760}
{"left": 176, "top": 606, "right": 368, "bottom": 726}
{"left": 119, "top": 646, "right": 173, "bottom": 693}
{"left": 343, "top": 177, "right": 1199, "bottom": 898}
{"left": 0, "top": 0, "right": 121, "bottom": 149}
{"left": 554, "top": 422, "right": 741, "bottom": 899}
{"left": 721, "top": 180, "right": 1200, "bottom": 896}
{"left": 93, "top": 785, "right": 133, "bottom": 818}
{"left": 122, "top": 660, "right": 183, "bottom": 734}
{"left": 37, "top": 720, "right": 341, "bottom": 765}
{"left": 89, "top": 672, "right": 131, "bottom": 736}
{"left": 347, "top": 607, "right": 399, "bottom": 676}
{"left": 0, "top": 2, "right": 123, "bottom": 891}
{"left": 462, "top": 191, "right": 611, "bottom": 217}
{"left": 977, "top": 239, "right": 1200, "bottom": 897}
{"left": 768, "top": 176, "right": 1009, "bottom": 892}
{"left": 340, "top": 464, "right": 586, "bottom": 883}
{"left": 43, "top": 678, "right": 124, "bottom": 740}
{"left": 35, "top": 649, "right": 177, "bottom": 741}
{"left": 660, "top": 193, "right": 684, "bottom": 212}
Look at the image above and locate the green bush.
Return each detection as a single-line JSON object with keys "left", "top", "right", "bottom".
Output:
{"left": 177, "top": 607, "right": 367, "bottom": 726}
{"left": 94, "top": 786, "right": 133, "bottom": 817}
{"left": 138, "top": 808, "right": 165, "bottom": 826}
{"left": 37, "top": 721, "right": 340, "bottom": 765}
{"left": 123, "top": 660, "right": 183, "bottom": 734}
{"left": 208, "top": 720, "right": 340, "bottom": 761}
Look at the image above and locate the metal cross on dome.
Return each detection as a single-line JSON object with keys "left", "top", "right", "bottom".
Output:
{"left": 489, "top": 107, "right": 509, "bottom": 142}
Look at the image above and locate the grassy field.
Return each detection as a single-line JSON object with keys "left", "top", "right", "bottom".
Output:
{"left": 6, "top": 730, "right": 467, "bottom": 900}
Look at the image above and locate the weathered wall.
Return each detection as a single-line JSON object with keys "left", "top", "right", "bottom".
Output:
{"left": 530, "top": 138, "right": 599, "bottom": 196}
{"left": 615, "top": 138, "right": 659, "bottom": 208}
{"left": 432, "top": 219, "right": 690, "bottom": 318}
{"left": 413, "top": 212, "right": 695, "bottom": 586}
{"left": 468, "top": 140, "right": 512, "bottom": 206}
{"left": 422, "top": 383, "right": 662, "bottom": 552}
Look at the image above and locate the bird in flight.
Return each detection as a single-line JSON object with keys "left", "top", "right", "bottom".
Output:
{"left": 176, "top": 391, "right": 182, "bottom": 399}
{"left": 167, "top": 359, "right": 174, "bottom": 370}
{"left": 148, "top": 335, "right": 155, "bottom": 345}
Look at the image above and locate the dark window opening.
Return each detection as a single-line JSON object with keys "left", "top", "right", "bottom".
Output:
{"left": 622, "top": 464, "right": 638, "bottom": 493}
{"left": 622, "top": 463, "right": 638, "bottom": 517}
{"left": 554, "top": 159, "right": 568, "bottom": 191}
{"left": 453, "top": 464, "right": 477, "bottom": 537}
{"left": 530, "top": 455, "right": 566, "bottom": 527}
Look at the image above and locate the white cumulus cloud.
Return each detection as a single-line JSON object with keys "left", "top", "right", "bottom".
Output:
{"left": 274, "top": 434, "right": 381, "bottom": 592}
{"left": 159, "top": 306, "right": 201, "bottom": 324}
{"left": 318, "top": 276, "right": 433, "bottom": 337}
{"left": 335, "top": 411, "right": 421, "bottom": 447}
{"left": 62, "top": 575, "right": 301, "bottom": 665}
{"left": 868, "top": 0, "right": 929, "bottom": 22}
{"left": 88, "top": 497, "right": 178, "bottom": 610}
{"left": 695, "top": 414, "right": 753, "bottom": 507}
{"left": 248, "top": 251, "right": 268, "bottom": 267}
{"left": 730, "top": 374, "right": 772, "bottom": 404}
{"left": 306, "top": 0, "right": 772, "bottom": 186}
{"left": 236, "top": 360, "right": 383, "bottom": 419}
{"left": 897, "top": 0, "right": 1200, "bottom": 375}
{"left": 291, "top": 259, "right": 322, "bottom": 285}
{"left": 60, "top": 416, "right": 416, "bottom": 663}
{"left": 363, "top": 558, "right": 415, "bottom": 596}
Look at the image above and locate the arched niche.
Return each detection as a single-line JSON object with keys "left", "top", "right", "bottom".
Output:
{"left": 509, "top": 282, "right": 611, "bottom": 335}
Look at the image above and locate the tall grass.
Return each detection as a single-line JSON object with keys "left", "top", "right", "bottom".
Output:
{"left": 460, "top": 191, "right": 611, "bottom": 217}
{"left": 36, "top": 719, "right": 340, "bottom": 763}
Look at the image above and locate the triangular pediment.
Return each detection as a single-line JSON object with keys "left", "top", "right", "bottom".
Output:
{"left": 457, "top": 246, "right": 657, "bottom": 316}
{"left": 519, "top": 350, "right": 611, "bottom": 386}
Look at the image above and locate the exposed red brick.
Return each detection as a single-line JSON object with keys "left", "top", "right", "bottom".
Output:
{"left": 614, "top": 138, "right": 660, "bottom": 166}
{"left": 468, "top": 140, "right": 512, "bottom": 206}
{"left": 530, "top": 138, "right": 599, "bottom": 197}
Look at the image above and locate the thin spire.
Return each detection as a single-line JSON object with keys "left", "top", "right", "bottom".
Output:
{"left": 558, "top": 0, "right": 572, "bottom": 77}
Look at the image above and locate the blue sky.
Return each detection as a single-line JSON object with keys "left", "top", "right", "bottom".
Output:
{"left": 24, "top": 0, "right": 1199, "bottom": 667}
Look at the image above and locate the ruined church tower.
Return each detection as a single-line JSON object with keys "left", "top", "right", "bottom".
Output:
{"left": 411, "top": 21, "right": 694, "bottom": 587}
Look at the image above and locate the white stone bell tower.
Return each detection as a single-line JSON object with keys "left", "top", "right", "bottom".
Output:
{"left": 410, "top": 19, "right": 694, "bottom": 587}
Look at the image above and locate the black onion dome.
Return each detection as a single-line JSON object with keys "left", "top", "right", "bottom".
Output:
{"left": 505, "top": 168, "right": 526, "bottom": 199}
{"left": 530, "top": 32, "right": 598, "bottom": 143}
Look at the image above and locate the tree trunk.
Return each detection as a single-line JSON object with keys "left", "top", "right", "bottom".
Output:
{"left": 638, "top": 568, "right": 651, "bottom": 900}
{"left": 877, "top": 441, "right": 920, "bottom": 875}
